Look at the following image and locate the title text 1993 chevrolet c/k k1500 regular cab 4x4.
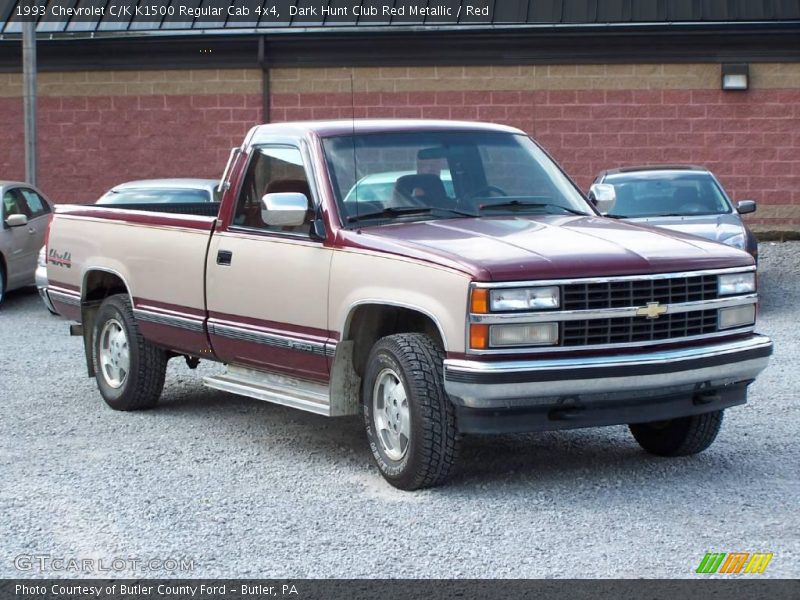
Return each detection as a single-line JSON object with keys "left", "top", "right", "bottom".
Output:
{"left": 44, "top": 120, "right": 772, "bottom": 489}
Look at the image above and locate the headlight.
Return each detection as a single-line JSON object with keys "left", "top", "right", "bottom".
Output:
{"left": 721, "top": 233, "right": 746, "bottom": 250}
{"left": 718, "top": 272, "right": 755, "bottom": 296}
{"left": 719, "top": 304, "right": 755, "bottom": 329}
{"left": 37, "top": 247, "right": 47, "bottom": 268}
{"left": 489, "top": 323, "right": 559, "bottom": 347}
{"left": 488, "top": 286, "right": 560, "bottom": 311}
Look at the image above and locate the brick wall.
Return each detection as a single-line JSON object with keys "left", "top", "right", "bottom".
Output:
{"left": 270, "top": 64, "right": 800, "bottom": 234}
{"left": 0, "top": 69, "right": 262, "bottom": 203}
{"left": 1, "top": 62, "right": 798, "bottom": 233}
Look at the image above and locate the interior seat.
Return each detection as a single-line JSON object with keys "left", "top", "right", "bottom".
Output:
{"left": 392, "top": 174, "right": 450, "bottom": 209}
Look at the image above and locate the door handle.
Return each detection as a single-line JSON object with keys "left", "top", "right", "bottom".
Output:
{"left": 217, "top": 250, "right": 233, "bottom": 266}
{"left": 28, "top": 227, "right": 36, "bottom": 234}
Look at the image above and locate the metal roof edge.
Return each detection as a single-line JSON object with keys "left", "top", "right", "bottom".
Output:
{"left": 1, "top": 19, "right": 799, "bottom": 42}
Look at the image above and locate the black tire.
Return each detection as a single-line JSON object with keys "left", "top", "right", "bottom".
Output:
{"left": 92, "top": 294, "right": 167, "bottom": 411}
{"left": 362, "top": 333, "right": 459, "bottom": 490}
{"left": 629, "top": 410, "right": 724, "bottom": 457}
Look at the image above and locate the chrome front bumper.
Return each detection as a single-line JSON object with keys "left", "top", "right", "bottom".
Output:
{"left": 444, "top": 334, "right": 773, "bottom": 409}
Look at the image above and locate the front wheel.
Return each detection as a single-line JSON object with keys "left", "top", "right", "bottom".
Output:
{"left": 92, "top": 294, "right": 167, "bottom": 411}
{"left": 362, "top": 333, "right": 459, "bottom": 490}
{"left": 629, "top": 410, "right": 723, "bottom": 457}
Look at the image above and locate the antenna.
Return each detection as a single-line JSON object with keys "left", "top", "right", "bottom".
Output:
{"left": 350, "top": 72, "right": 359, "bottom": 220}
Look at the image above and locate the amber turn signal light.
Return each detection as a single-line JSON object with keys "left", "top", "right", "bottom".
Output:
{"left": 470, "top": 288, "right": 488, "bottom": 314}
{"left": 469, "top": 324, "right": 489, "bottom": 350}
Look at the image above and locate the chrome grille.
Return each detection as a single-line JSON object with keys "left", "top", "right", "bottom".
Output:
{"left": 562, "top": 275, "right": 718, "bottom": 311}
{"left": 562, "top": 309, "right": 718, "bottom": 346}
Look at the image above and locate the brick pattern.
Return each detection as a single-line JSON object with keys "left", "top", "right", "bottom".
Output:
{"left": 270, "top": 63, "right": 800, "bottom": 94}
{"left": 0, "top": 68, "right": 262, "bottom": 202}
{"left": 0, "top": 69, "right": 261, "bottom": 98}
{"left": 1, "top": 64, "right": 799, "bottom": 231}
{"left": 0, "top": 93, "right": 261, "bottom": 203}
{"left": 271, "top": 85, "right": 800, "bottom": 231}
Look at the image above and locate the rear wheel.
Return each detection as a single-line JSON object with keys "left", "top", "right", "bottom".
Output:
{"left": 92, "top": 294, "right": 167, "bottom": 411}
{"left": 362, "top": 333, "right": 459, "bottom": 490}
{"left": 629, "top": 410, "right": 723, "bottom": 456}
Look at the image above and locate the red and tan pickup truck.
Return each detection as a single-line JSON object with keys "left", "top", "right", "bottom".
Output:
{"left": 45, "top": 120, "right": 772, "bottom": 489}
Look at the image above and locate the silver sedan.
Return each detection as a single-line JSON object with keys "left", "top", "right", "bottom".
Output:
{"left": 95, "top": 178, "right": 221, "bottom": 205}
{"left": 0, "top": 181, "right": 52, "bottom": 307}
{"left": 589, "top": 165, "right": 759, "bottom": 261}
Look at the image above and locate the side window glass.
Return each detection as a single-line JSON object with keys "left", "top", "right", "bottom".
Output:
{"left": 3, "top": 190, "right": 25, "bottom": 219}
{"left": 19, "top": 189, "right": 50, "bottom": 218}
{"left": 233, "top": 146, "right": 312, "bottom": 235}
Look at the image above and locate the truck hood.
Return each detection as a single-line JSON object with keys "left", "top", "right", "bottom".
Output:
{"left": 623, "top": 213, "right": 746, "bottom": 245}
{"left": 340, "top": 215, "right": 754, "bottom": 281}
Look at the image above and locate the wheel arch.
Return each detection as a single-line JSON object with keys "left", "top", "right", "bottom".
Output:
{"left": 328, "top": 301, "right": 448, "bottom": 418}
{"left": 80, "top": 268, "right": 134, "bottom": 377}
{"left": 82, "top": 267, "right": 133, "bottom": 305}
{"left": 342, "top": 301, "right": 447, "bottom": 376}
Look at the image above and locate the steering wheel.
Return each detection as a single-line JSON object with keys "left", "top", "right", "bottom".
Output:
{"left": 469, "top": 185, "right": 509, "bottom": 199}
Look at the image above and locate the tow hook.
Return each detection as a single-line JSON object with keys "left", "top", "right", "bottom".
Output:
{"left": 549, "top": 398, "right": 586, "bottom": 421}
{"left": 693, "top": 389, "right": 721, "bottom": 405}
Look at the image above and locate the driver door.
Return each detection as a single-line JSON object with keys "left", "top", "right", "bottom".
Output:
{"left": 206, "top": 145, "right": 333, "bottom": 382}
{"left": 2, "top": 188, "right": 42, "bottom": 288}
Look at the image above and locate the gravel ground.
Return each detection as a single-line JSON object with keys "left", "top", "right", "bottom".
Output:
{"left": 1, "top": 242, "right": 798, "bottom": 579}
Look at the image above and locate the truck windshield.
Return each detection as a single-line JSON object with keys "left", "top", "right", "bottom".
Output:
{"left": 322, "top": 131, "right": 592, "bottom": 225}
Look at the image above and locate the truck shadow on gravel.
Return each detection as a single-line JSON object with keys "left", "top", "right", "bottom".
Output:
{"left": 446, "top": 432, "right": 679, "bottom": 488}
{"left": 0, "top": 287, "right": 41, "bottom": 312}
{"left": 157, "top": 387, "right": 732, "bottom": 493}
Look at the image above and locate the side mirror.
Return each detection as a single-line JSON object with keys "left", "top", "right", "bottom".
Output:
{"left": 588, "top": 183, "right": 617, "bottom": 214}
{"left": 260, "top": 192, "right": 309, "bottom": 227}
{"left": 736, "top": 200, "right": 757, "bottom": 215}
{"left": 5, "top": 214, "right": 28, "bottom": 227}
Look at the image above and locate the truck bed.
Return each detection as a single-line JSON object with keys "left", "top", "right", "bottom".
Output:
{"left": 46, "top": 202, "right": 218, "bottom": 354}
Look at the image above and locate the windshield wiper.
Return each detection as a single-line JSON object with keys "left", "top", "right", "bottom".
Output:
{"left": 347, "top": 206, "right": 432, "bottom": 223}
{"left": 347, "top": 206, "right": 477, "bottom": 224}
{"left": 479, "top": 200, "right": 588, "bottom": 216}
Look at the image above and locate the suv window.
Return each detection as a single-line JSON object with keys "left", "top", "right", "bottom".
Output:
{"left": 233, "top": 146, "right": 313, "bottom": 236}
{"left": 18, "top": 188, "right": 51, "bottom": 218}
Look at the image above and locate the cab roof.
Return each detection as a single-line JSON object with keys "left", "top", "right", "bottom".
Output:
{"left": 246, "top": 119, "right": 524, "bottom": 146}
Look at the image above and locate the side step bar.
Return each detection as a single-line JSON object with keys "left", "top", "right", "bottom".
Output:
{"left": 203, "top": 366, "right": 331, "bottom": 416}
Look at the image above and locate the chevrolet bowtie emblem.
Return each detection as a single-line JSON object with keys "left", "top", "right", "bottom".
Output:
{"left": 636, "top": 302, "right": 668, "bottom": 319}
